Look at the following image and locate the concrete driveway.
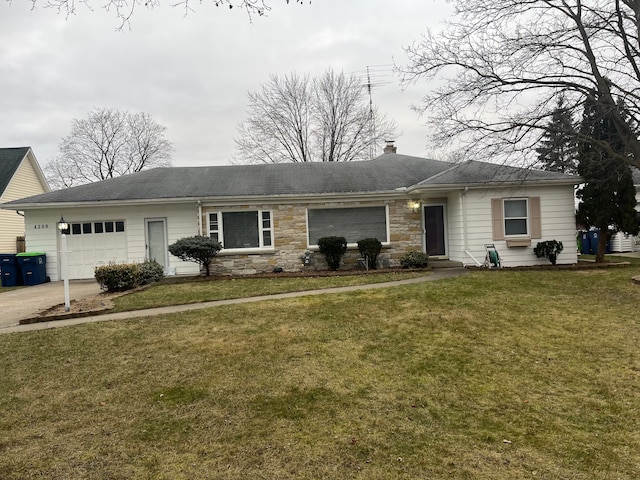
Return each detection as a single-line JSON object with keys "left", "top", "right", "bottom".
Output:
{"left": 0, "top": 280, "right": 101, "bottom": 329}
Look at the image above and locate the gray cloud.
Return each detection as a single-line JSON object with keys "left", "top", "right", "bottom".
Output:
{"left": 1, "top": 0, "right": 453, "bottom": 168}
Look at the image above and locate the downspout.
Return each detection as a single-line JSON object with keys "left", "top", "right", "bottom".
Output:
{"left": 197, "top": 200, "right": 203, "bottom": 236}
{"left": 462, "top": 187, "right": 482, "bottom": 266}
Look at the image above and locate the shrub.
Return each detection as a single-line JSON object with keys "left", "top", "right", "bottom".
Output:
{"left": 400, "top": 251, "right": 429, "bottom": 269}
{"left": 357, "top": 238, "right": 382, "bottom": 269}
{"left": 534, "top": 240, "right": 564, "bottom": 265}
{"left": 168, "top": 235, "right": 222, "bottom": 276}
{"left": 317, "top": 236, "right": 347, "bottom": 271}
{"left": 139, "top": 259, "right": 164, "bottom": 285}
{"left": 95, "top": 263, "right": 141, "bottom": 292}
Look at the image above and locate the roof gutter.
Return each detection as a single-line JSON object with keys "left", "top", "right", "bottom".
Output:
{"left": 0, "top": 189, "right": 414, "bottom": 210}
{"left": 406, "top": 178, "right": 583, "bottom": 194}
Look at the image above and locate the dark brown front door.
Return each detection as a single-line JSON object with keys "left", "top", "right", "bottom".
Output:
{"left": 424, "top": 205, "right": 446, "bottom": 256}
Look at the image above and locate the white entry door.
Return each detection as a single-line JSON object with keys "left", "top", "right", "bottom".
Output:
{"left": 145, "top": 218, "right": 168, "bottom": 272}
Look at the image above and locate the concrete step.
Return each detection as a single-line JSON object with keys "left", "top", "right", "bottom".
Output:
{"left": 429, "top": 259, "right": 464, "bottom": 269}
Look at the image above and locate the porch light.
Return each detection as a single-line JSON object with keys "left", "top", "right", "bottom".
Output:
{"left": 58, "top": 216, "right": 70, "bottom": 312}
{"left": 408, "top": 200, "right": 421, "bottom": 213}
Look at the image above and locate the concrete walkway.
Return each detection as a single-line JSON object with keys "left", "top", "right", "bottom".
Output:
{"left": 0, "top": 268, "right": 468, "bottom": 335}
{"left": 0, "top": 279, "right": 102, "bottom": 328}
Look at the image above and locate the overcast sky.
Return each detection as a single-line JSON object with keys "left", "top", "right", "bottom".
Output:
{"left": 1, "top": 0, "right": 453, "bottom": 169}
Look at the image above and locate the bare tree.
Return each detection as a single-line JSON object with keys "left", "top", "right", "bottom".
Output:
{"left": 399, "top": 0, "right": 640, "bottom": 170}
{"left": 21, "top": 0, "right": 308, "bottom": 29}
{"left": 45, "top": 108, "right": 172, "bottom": 189}
{"left": 235, "top": 69, "right": 397, "bottom": 163}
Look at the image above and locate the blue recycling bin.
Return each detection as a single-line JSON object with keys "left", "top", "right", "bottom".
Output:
{"left": 588, "top": 230, "right": 611, "bottom": 254}
{"left": 580, "top": 231, "right": 591, "bottom": 255}
{"left": 16, "top": 252, "right": 47, "bottom": 286}
{"left": 0, "top": 253, "right": 22, "bottom": 287}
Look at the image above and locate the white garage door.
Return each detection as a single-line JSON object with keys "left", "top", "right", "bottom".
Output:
{"left": 65, "top": 220, "right": 128, "bottom": 279}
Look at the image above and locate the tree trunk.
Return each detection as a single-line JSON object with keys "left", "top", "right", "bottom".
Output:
{"left": 595, "top": 230, "right": 609, "bottom": 263}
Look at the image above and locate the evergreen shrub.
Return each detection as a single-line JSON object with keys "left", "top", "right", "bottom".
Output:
{"left": 95, "top": 263, "right": 141, "bottom": 292}
{"left": 357, "top": 238, "right": 382, "bottom": 269}
{"left": 317, "top": 236, "right": 347, "bottom": 271}
{"left": 400, "top": 251, "right": 429, "bottom": 269}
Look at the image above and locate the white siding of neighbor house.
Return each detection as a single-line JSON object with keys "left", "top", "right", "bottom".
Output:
{"left": 0, "top": 156, "right": 48, "bottom": 253}
{"left": 24, "top": 203, "right": 200, "bottom": 281}
{"left": 444, "top": 185, "right": 578, "bottom": 266}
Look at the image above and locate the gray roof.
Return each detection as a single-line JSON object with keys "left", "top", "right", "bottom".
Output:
{"left": 2, "top": 153, "right": 579, "bottom": 208}
{"left": 0, "top": 147, "right": 30, "bottom": 195}
{"left": 412, "top": 159, "right": 577, "bottom": 188}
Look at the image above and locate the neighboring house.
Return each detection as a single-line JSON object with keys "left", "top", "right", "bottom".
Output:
{"left": 633, "top": 167, "right": 640, "bottom": 250}
{"left": 1, "top": 144, "right": 581, "bottom": 281}
{"left": 0, "top": 147, "right": 50, "bottom": 253}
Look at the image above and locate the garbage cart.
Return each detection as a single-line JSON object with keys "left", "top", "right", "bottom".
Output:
{"left": 0, "top": 253, "right": 22, "bottom": 287}
{"left": 16, "top": 252, "right": 47, "bottom": 286}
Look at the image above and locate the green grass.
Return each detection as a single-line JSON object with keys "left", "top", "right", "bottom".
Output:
{"left": 112, "top": 271, "right": 426, "bottom": 311}
{"left": 1, "top": 266, "right": 640, "bottom": 479}
{"left": 579, "top": 253, "right": 640, "bottom": 265}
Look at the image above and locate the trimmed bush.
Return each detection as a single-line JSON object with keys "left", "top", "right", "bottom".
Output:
{"left": 534, "top": 240, "right": 564, "bottom": 265}
{"left": 400, "top": 251, "right": 429, "bottom": 269}
{"left": 357, "top": 238, "right": 382, "bottom": 269}
{"left": 168, "top": 235, "right": 222, "bottom": 276}
{"left": 95, "top": 263, "right": 141, "bottom": 292}
{"left": 317, "top": 236, "right": 347, "bottom": 271}
{"left": 139, "top": 259, "right": 164, "bottom": 285}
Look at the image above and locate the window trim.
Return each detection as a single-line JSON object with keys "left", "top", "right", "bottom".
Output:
{"left": 503, "top": 198, "right": 529, "bottom": 237}
{"left": 305, "top": 205, "right": 390, "bottom": 248}
{"left": 491, "top": 196, "right": 542, "bottom": 242}
{"left": 207, "top": 210, "right": 274, "bottom": 252}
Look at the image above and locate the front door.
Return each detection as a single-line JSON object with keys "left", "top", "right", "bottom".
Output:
{"left": 145, "top": 218, "right": 168, "bottom": 271}
{"left": 424, "top": 205, "right": 446, "bottom": 256}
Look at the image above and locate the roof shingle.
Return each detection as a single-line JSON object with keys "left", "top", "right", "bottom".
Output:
{"left": 3, "top": 153, "right": 579, "bottom": 207}
{"left": 0, "top": 147, "right": 30, "bottom": 195}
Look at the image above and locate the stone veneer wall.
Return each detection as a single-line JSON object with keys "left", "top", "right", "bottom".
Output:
{"left": 202, "top": 199, "right": 424, "bottom": 275}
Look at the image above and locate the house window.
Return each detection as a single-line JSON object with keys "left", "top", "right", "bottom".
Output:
{"left": 208, "top": 211, "right": 273, "bottom": 250}
{"left": 504, "top": 199, "right": 528, "bottom": 236}
{"left": 307, "top": 206, "right": 388, "bottom": 246}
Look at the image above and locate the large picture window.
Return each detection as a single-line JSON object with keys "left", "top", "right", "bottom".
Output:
{"left": 504, "top": 199, "right": 528, "bottom": 236}
{"left": 208, "top": 211, "right": 273, "bottom": 250}
{"left": 307, "top": 206, "right": 388, "bottom": 245}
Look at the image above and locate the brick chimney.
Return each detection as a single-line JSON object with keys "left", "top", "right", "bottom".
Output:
{"left": 383, "top": 140, "right": 397, "bottom": 154}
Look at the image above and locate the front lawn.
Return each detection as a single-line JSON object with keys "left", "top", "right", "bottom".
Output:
{"left": 112, "top": 270, "right": 427, "bottom": 312}
{"left": 1, "top": 266, "right": 639, "bottom": 479}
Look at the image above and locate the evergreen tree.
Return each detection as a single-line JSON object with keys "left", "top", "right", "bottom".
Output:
{"left": 576, "top": 97, "right": 639, "bottom": 262}
{"left": 535, "top": 95, "right": 578, "bottom": 174}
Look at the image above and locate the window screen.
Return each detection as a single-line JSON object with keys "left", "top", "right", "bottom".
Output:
{"left": 504, "top": 199, "right": 528, "bottom": 236}
{"left": 308, "top": 207, "right": 387, "bottom": 245}
{"left": 222, "top": 211, "right": 259, "bottom": 249}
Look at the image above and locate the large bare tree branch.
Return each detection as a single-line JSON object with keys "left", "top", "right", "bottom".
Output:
{"left": 235, "top": 69, "right": 397, "bottom": 163}
{"left": 399, "top": 0, "right": 640, "bottom": 169}
{"left": 17, "top": 0, "right": 307, "bottom": 29}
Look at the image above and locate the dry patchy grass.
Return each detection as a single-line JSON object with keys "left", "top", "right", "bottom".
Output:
{"left": 1, "top": 266, "right": 639, "bottom": 479}
{"left": 112, "top": 271, "right": 426, "bottom": 312}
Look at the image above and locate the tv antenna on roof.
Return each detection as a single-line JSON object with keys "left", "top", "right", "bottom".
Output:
{"left": 352, "top": 64, "right": 393, "bottom": 158}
